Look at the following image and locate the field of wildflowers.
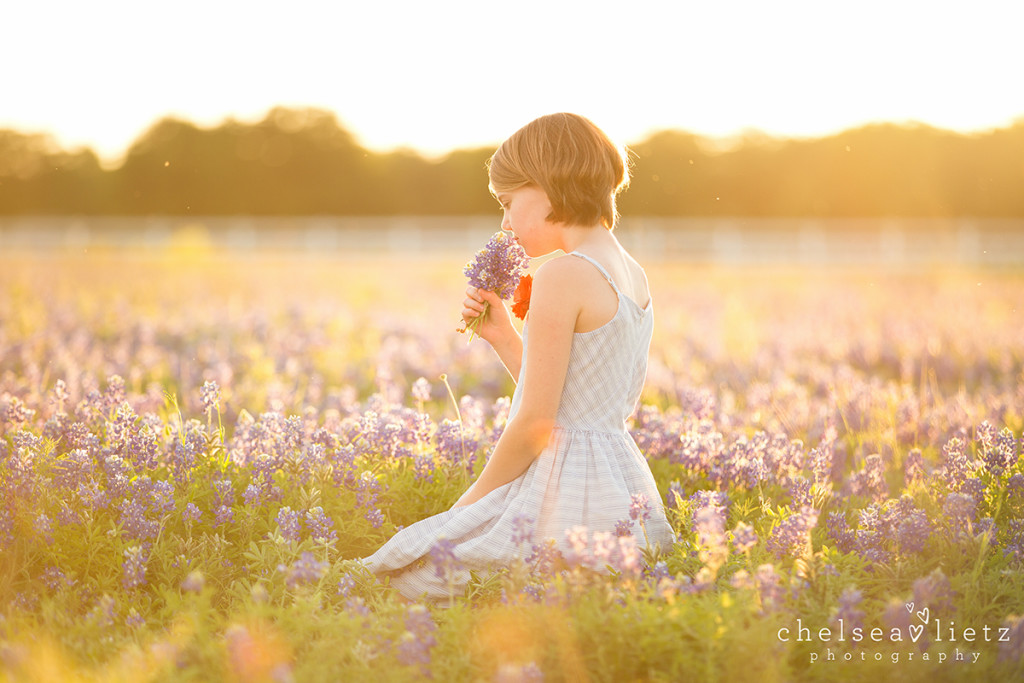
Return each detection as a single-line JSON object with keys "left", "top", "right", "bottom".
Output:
{"left": 1, "top": 248, "right": 1022, "bottom": 682}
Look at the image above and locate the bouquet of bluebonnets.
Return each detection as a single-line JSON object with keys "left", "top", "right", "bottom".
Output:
{"left": 457, "top": 231, "right": 530, "bottom": 340}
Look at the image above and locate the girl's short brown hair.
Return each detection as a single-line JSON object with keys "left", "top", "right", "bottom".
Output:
{"left": 487, "top": 113, "right": 630, "bottom": 229}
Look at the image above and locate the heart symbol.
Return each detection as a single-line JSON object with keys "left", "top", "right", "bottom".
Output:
{"left": 909, "top": 624, "right": 924, "bottom": 642}
{"left": 916, "top": 607, "right": 930, "bottom": 624}
{"left": 905, "top": 601, "right": 914, "bottom": 614}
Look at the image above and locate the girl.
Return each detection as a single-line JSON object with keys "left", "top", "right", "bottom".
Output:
{"left": 361, "top": 113, "right": 675, "bottom": 601}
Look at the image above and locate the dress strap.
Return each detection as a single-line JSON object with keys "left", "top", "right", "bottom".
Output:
{"left": 569, "top": 252, "right": 621, "bottom": 295}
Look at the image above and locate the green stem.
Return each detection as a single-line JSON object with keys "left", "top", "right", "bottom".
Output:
{"left": 440, "top": 374, "right": 467, "bottom": 465}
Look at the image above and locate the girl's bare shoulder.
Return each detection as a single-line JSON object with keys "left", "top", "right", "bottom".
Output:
{"left": 530, "top": 255, "right": 599, "bottom": 307}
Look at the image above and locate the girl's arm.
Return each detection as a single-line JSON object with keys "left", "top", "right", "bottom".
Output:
{"left": 461, "top": 287, "right": 524, "bottom": 380}
{"left": 453, "top": 259, "right": 579, "bottom": 507}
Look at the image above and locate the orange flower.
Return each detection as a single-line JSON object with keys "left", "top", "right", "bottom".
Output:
{"left": 512, "top": 274, "right": 532, "bottom": 320}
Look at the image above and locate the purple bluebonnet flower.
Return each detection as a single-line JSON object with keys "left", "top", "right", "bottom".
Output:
{"left": 615, "top": 535, "right": 642, "bottom": 574}
{"left": 564, "top": 526, "right": 589, "bottom": 566}
{"left": 788, "top": 476, "right": 813, "bottom": 508}
{"left": 526, "top": 539, "right": 562, "bottom": 575}
{"left": 666, "top": 481, "right": 686, "bottom": 510}
{"left": 411, "top": 377, "right": 432, "bottom": 404}
{"left": 275, "top": 506, "right": 303, "bottom": 543}
{"left": 329, "top": 444, "right": 357, "bottom": 489}
{"left": 895, "top": 509, "right": 932, "bottom": 553}
{"left": 107, "top": 401, "right": 138, "bottom": 457}
{"left": 77, "top": 480, "right": 109, "bottom": 512}
{"left": 753, "top": 563, "right": 785, "bottom": 612}
{"left": 912, "top": 568, "right": 955, "bottom": 616}
{"left": 882, "top": 598, "right": 928, "bottom": 651}
{"left": 828, "top": 496, "right": 935, "bottom": 562}
{"left": 694, "top": 505, "right": 726, "bottom": 556}
{"left": 344, "top": 596, "right": 370, "bottom": 616}
{"left": 510, "top": 515, "right": 535, "bottom": 548}
{"left": 282, "top": 552, "right": 328, "bottom": 589}
{"left": 102, "top": 454, "right": 132, "bottom": 499}
{"left": 851, "top": 504, "right": 891, "bottom": 564}
{"left": 122, "top": 545, "right": 148, "bottom": 590}
{"left": 149, "top": 480, "right": 176, "bottom": 516}
{"left": 491, "top": 395, "right": 511, "bottom": 423}
{"left": 589, "top": 532, "right": 616, "bottom": 568}
{"left": 462, "top": 232, "right": 530, "bottom": 300}
{"left": 731, "top": 521, "right": 758, "bottom": 553}
{"left": 41, "top": 566, "right": 71, "bottom": 592}
{"left": 413, "top": 453, "right": 436, "bottom": 482}
{"left": 283, "top": 415, "right": 305, "bottom": 451}
{"left": 53, "top": 378, "right": 71, "bottom": 412}
{"left": 938, "top": 436, "right": 974, "bottom": 492}
{"left": 460, "top": 232, "right": 530, "bottom": 337}
{"left": 337, "top": 574, "right": 357, "bottom": 597}
{"left": 215, "top": 505, "right": 235, "bottom": 527}
{"left": 976, "top": 421, "right": 1017, "bottom": 475}
{"left": 356, "top": 410, "right": 403, "bottom": 459}
{"left": 396, "top": 604, "right": 438, "bottom": 676}
{"left": 4, "top": 396, "right": 35, "bottom": 429}
{"left": 1007, "top": 473, "right": 1024, "bottom": 502}
{"left": 809, "top": 443, "right": 834, "bottom": 486}
{"left": 436, "top": 418, "right": 477, "bottom": 471}
{"left": 766, "top": 506, "right": 819, "bottom": 559}
{"left": 689, "top": 490, "right": 729, "bottom": 517}
{"left": 998, "top": 615, "right": 1024, "bottom": 664}
{"left": 962, "top": 476, "right": 986, "bottom": 502}
{"left": 52, "top": 448, "right": 94, "bottom": 491}
{"left": 125, "top": 608, "right": 145, "bottom": 629}
{"left": 128, "top": 421, "right": 161, "bottom": 472}
{"left": 614, "top": 519, "right": 633, "bottom": 537}
{"left": 242, "top": 482, "right": 265, "bottom": 508}
{"left": 729, "top": 569, "right": 752, "bottom": 590}
{"left": 353, "top": 471, "right": 386, "bottom": 528}
{"left": 848, "top": 454, "right": 887, "bottom": 502}
{"left": 993, "top": 426, "right": 1019, "bottom": 470}
{"left": 629, "top": 493, "right": 652, "bottom": 523}
{"left": 200, "top": 380, "right": 220, "bottom": 413}
{"left": 119, "top": 498, "right": 158, "bottom": 541}
{"left": 833, "top": 587, "right": 865, "bottom": 635}
{"left": 89, "top": 594, "right": 117, "bottom": 628}
{"left": 429, "top": 538, "right": 462, "bottom": 580}
{"left": 102, "top": 375, "right": 126, "bottom": 411}
{"left": 942, "top": 492, "right": 977, "bottom": 536}
{"left": 629, "top": 405, "right": 675, "bottom": 462}
{"left": 1002, "top": 520, "right": 1024, "bottom": 564}
{"left": 34, "top": 513, "right": 54, "bottom": 544}
{"left": 364, "top": 508, "right": 386, "bottom": 528}
{"left": 306, "top": 506, "right": 338, "bottom": 545}
{"left": 183, "top": 502, "right": 202, "bottom": 525}
{"left": 213, "top": 479, "right": 236, "bottom": 509}
{"left": 647, "top": 560, "right": 672, "bottom": 583}
{"left": 974, "top": 516, "right": 996, "bottom": 540}
{"left": 904, "top": 448, "right": 925, "bottom": 487}
{"left": 164, "top": 438, "right": 197, "bottom": 486}
{"left": 56, "top": 501, "right": 81, "bottom": 527}
{"left": 518, "top": 584, "right": 544, "bottom": 603}
{"left": 403, "top": 411, "right": 434, "bottom": 449}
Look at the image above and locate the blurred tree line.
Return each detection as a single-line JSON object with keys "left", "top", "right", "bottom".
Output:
{"left": 1, "top": 107, "right": 1022, "bottom": 216}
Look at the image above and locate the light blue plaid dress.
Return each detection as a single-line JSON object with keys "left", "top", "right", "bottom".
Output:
{"left": 360, "top": 252, "right": 675, "bottom": 601}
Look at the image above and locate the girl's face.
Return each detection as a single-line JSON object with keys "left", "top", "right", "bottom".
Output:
{"left": 496, "top": 185, "right": 558, "bottom": 257}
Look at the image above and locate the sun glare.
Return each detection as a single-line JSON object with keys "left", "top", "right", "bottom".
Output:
{"left": 1, "top": 0, "right": 1022, "bottom": 162}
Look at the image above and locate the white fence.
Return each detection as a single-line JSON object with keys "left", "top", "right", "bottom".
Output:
{"left": 1, "top": 215, "right": 1022, "bottom": 265}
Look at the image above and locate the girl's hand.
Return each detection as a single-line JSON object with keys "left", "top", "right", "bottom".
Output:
{"left": 461, "top": 286, "right": 514, "bottom": 343}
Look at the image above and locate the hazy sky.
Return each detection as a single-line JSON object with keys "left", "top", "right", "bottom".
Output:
{"left": 4, "top": 0, "right": 1023, "bottom": 163}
